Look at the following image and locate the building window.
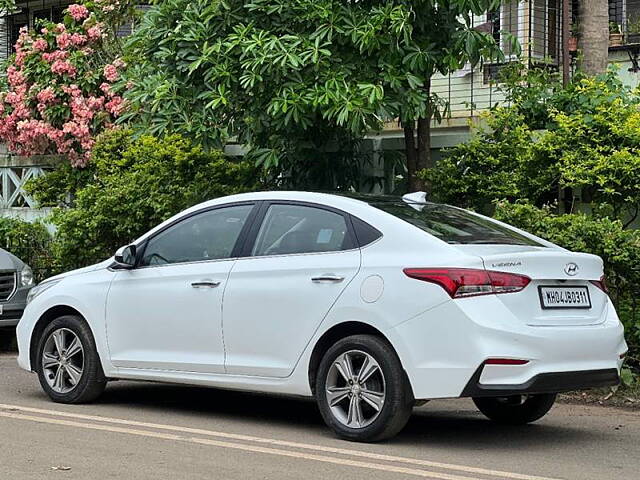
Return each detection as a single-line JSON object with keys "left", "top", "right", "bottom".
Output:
{"left": 485, "top": 0, "right": 522, "bottom": 60}
{"left": 6, "top": 10, "right": 29, "bottom": 55}
{"left": 33, "top": 6, "right": 66, "bottom": 27}
{"left": 531, "top": 0, "right": 562, "bottom": 62}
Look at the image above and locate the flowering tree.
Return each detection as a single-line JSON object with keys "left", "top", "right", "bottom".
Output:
{"left": 0, "top": 3, "right": 127, "bottom": 166}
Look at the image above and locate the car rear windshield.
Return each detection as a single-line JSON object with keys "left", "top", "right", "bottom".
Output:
{"left": 372, "top": 202, "right": 545, "bottom": 246}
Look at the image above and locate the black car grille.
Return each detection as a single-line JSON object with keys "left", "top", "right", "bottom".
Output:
{"left": 0, "top": 271, "right": 16, "bottom": 301}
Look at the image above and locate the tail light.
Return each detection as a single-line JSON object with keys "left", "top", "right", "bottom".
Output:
{"left": 590, "top": 275, "right": 609, "bottom": 294}
{"left": 403, "top": 268, "right": 531, "bottom": 298}
{"left": 484, "top": 358, "right": 529, "bottom": 365}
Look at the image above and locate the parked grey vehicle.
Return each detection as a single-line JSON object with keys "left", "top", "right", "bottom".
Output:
{"left": 0, "top": 247, "right": 34, "bottom": 349}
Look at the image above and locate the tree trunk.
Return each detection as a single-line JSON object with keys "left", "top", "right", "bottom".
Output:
{"left": 403, "top": 78, "right": 432, "bottom": 193}
{"left": 403, "top": 124, "right": 420, "bottom": 191}
{"left": 579, "top": 0, "right": 609, "bottom": 75}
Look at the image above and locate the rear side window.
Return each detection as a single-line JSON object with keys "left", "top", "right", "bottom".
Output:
{"left": 252, "top": 204, "right": 351, "bottom": 256}
{"left": 373, "top": 202, "right": 544, "bottom": 246}
{"left": 351, "top": 216, "right": 382, "bottom": 247}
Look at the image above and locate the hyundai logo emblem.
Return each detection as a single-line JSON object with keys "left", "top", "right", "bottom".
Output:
{"left": 564, "top": 262, "right": 579, "bottom": 276}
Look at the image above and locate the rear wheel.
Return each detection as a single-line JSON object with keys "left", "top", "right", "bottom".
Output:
{"left": 473, "top": 393, "right": 556, "bottom": 425}
{"left": 36, "top": 315, "right": 106, "bottom": 403}
{"left": 315, "top": 335, "right": 413, "bottom": 442}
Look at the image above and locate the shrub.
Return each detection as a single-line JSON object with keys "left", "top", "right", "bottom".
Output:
{"left": 0, "top": 217, "right": 55, "bottom": 279}
{"left": 28, "top": 129, "right": 261, "bottom": 269}
{"left": 423, "top": 71, "right": 640, "bottom": 224}
{"left": 421, "top": 109, "right": 558, "bottom": 213}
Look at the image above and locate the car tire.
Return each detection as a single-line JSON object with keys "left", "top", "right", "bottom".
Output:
{"left": 315, "top": 334, "right": 413, "bottom": 442}
{"left": 36, "top": 315, "right": 106, "bottom": 404}
{"left": 473, "top": 393, "right": 556, "bottom": 425}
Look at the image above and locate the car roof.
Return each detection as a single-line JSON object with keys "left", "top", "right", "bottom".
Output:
{"left": 134, "top": 191, "right": 424, "bottom": 245}
{"left": 195, "top": 190, "right": 429, "bottom": 210}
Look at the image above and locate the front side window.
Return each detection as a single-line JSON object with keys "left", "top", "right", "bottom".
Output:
{"left": 252, "top": 204, "right": 350, "bottom": 256}
{"left": 140, "top": 205, "right": 253, "bottom": 266}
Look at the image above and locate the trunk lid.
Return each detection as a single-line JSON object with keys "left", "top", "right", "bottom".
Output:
{"left": 454, "top": 245, "right": 608, "bottom": 326}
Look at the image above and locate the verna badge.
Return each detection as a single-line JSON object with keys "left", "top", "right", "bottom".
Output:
{"left": 564, "top": 262, "right": 579, "bottom": 276}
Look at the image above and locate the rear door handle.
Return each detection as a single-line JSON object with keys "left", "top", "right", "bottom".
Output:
{"left": 311, "top": 275, "right": 345, "bottom": 283}
{"left": 191, "top": 281, "right": 221, "bottom": 288}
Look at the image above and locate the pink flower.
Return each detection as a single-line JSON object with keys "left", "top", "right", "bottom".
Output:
{"left": 62, "top": 84, "right": 82, "bottom": 97}
{"left": 42, "top": 50, "right": 68, "bottom": 63}
{"left": 105, "top": 95, "right": 124, "bottom": 116}
{"left": 68, "top": 4, "right": 90, "bottom": 21}
{"left": 33, "top": 38, "right": 48, "bottom": 52}
{"left": 56, "top": 32, "right": 72, "bottom": 49}
{"left": 103, "top": 64, "right": 118, "bottom": 82}
{"left": 6, "top": 66, "right": 25, "bottom": 87}
{"left": 14, "top": 51, "right": 27, "bottom": 67}
{"left": 99, "top": 82, "right": 111, "bottom": 95}
{"left": 86, "top": 26, "right": 102, "bottom": 41}
{"left": 36, "top": 87, "right": 56, "bottom": 104}
{"left": 70, "top": 33, "right": 87, "bottom": 46}
{"left": 51, "top": 60, "right": 77, "bottom": 77}
{"left": 54, "top": 23, "right": 66, "bottom": 33}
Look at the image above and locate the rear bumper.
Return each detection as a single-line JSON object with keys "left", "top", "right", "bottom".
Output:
{"left": 461, "top": 367, "right": 620, "bottom": 397}
{"left": 386, "top": 295, "right": 627, "bottom": 400}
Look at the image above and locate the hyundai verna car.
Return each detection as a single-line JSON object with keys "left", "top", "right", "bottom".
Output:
{"left": 16, "top": 191, "right": 626, "bottom": 441}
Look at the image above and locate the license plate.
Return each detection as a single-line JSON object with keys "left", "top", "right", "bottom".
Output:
{"left": 538, "top": 286, "right": 591, "bottom": 309}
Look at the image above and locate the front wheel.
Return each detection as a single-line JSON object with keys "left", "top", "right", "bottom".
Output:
{"left": 473, "top": 393, "right": 556, "bottom": 425}
{"left": 36, "top": 315, "right": 106, "bottom": 404}
{"left": 315, "top": 335, "right": 413, "bottom": 442}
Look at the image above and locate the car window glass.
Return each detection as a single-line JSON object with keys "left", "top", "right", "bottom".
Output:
{"left": 373, "top": 202, "right": 543, "bottom": 246}
{"left": 140, "top": 205, "right": 253, "bottom": 266}
{"left": 252, "top": 204, "right": 349, "bottom": 256}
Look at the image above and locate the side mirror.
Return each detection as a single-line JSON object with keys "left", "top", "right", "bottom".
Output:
{"left": 114, "top": 244, "right": 137, "bottom": 269}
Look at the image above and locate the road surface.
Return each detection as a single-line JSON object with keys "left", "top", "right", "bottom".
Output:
{"left": 0, "top": 350, "right": 638, "bottom": 480}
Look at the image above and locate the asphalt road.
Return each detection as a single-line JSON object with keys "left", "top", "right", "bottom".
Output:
{"left": 0, "top": 349, "right": 639, "bottom": 480}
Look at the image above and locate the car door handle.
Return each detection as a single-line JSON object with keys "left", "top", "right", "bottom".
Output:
{"left": 191, "top": 281, "right": 221, "bottom": 288}
{"left": 311, "top": 275, "right": 345, "bottom": 283}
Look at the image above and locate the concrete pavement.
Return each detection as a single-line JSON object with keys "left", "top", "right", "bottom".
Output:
{"left": 0, "top": 352, "right": 638, "bottom": 480}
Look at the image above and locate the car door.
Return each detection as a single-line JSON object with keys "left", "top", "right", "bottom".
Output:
{"left": 105, "top": 203, "right": 256, "bottom": 373}
{"left": 223, "top": 202, "right": 361, "bottom": 377}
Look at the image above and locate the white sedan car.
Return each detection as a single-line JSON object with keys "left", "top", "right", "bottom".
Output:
{"left": 17, "top": 191, "right": 626, "bottom": 441}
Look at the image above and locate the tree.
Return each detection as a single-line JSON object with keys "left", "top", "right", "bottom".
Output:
{"left": 121, "top": 0, "right": 509, "bottom": 191}
{"left": 0, "top": 2, "right": 135, "bottom": 166}
{"left": 578, "top": 0, "right": 610, "bottom": 75}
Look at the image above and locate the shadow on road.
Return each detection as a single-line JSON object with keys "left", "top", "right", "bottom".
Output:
{"left": 87, "top": 381, "right": 596, "bottom": 448}
{"left": 0, "top": 328, "right": 17, "bottom": 353}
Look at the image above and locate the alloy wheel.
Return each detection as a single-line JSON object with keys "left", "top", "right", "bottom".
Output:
{"left": 325, "top": 350, "right": 386, "bottom": 429}
{"left": 42, "top": 328, "right": 84, "bottom": 394}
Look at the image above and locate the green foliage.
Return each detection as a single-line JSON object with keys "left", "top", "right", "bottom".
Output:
{"left": 0, "top": 217, "right": 54, "bottom": 277}
{"left": 120, "top": 0, "right": 507, "bottom": 176}
{"left": 421, "top": 109, "right": 558, "bottom": 213}
{"left": 494, "top": 202, "right": 640, "bottom": 369}
{"left": 0, "top": 0, "right": 17, "bottom": 13}
{"left": 30, "top": 129, "right": 260, "bottom": 269}
{"left": 423, "top": 70, "right": 640, "bottom": 223}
